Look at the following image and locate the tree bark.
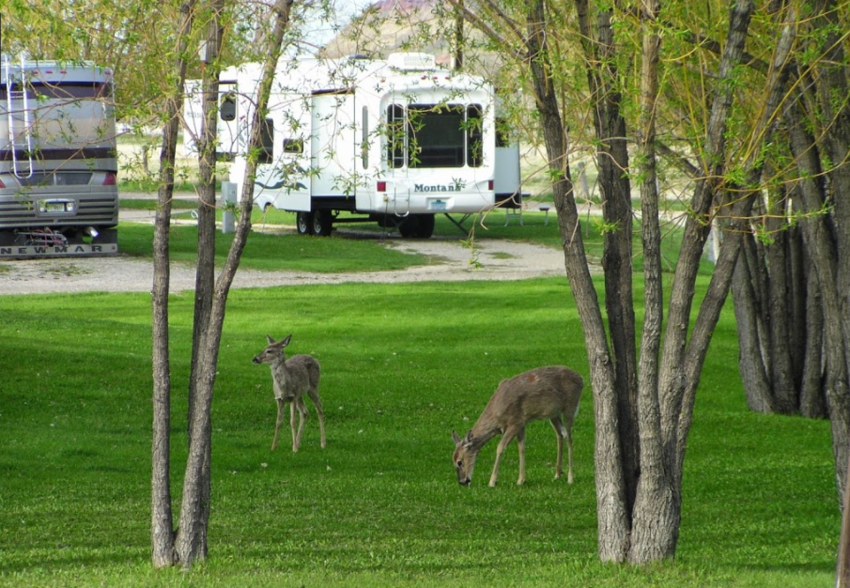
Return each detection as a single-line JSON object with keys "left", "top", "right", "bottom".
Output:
{"left": 575, "top": 0, "right": 640, "bottom": 519}
{"left": 175, "top": 0, "right": 226, "bottom": 564}
{"left": 786, "top": 104, "right": 850, "bottom": 495}
{"left": 151, "top": 0, "right": 198, "bottom": 569}
{"left": 172, "top": 0, "right": 295, "bottom": 567}
{"left": 527, "top": 0, "right": 631, "bottom": 562}
{"left": 731, "top": 195, "right": 814, "bottom": 416}
{"left": 628, "top": 0, "right": 676, "bottom": 564}
{"left": 151, "top": 0, "right": 294, "bottom": 569}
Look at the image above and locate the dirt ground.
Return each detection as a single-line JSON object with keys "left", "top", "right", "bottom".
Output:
{"left": 0, "top": 226, "right": 568, "bottom": 295}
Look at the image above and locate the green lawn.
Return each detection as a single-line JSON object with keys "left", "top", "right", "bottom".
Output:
{"left": 114, "top": 195, "right": 702, "bottom": 277}
{"left": 0, "top": 270, "right": 837, "bottom": 587}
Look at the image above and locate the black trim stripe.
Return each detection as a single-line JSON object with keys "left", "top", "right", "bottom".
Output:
{"left": 0, "top": 148, "right": 115, "bottom": 162}
{"left": 312, "top": 88, "right": 354, "bottom": 96}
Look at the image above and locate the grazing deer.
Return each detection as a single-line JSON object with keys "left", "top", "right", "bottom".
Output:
{"left": 252, "top": 334, "right": 326, "bottom": 452}
{"left": 452, "top": 366, "right": 583, "bottom": 487}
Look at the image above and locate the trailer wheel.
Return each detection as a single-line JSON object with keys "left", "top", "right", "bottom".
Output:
{"left": 398, "top": 216, "right": 417, "bottom": 238}
{"left": 312, "top": 210, "right": 333, "bottom": 236}
{"left": 413, "top": 214, "right": 435, "bottom": 238}
{"left": 399, "top": 214, "right": 435, "bottom": 239}
{"left": 296, "top": 212, "right": 313, "bottom": 235}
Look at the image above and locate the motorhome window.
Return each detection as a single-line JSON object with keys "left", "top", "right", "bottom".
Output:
{"left": 466, "top": 105, "right": 484, "bottom": 167}
{"left": 220, "top": 92, "right": 237, "bottom": 121}
{"left": 386, "top": 104, "right": 406, "bottom": 169}
{"left": 258, "top": 118, "right": 274, "bottom": 164}
{"left": 1, "top": 81, "right": 110, "bottom": 101}
{"left": 30, "top": 82, "right": 111, "bottom": 99}
{"left": 283, "top": 138, "right": 303, "bottom": 154}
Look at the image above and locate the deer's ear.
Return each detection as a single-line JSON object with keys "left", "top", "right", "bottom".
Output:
{"left": 280, "top": 334, "right": 293, "bottom": 347}
{"left": 452, "top": 430, "right": 462, "bottom": 445}
{"left": 464, "top": 432, "right": 474, "bottom": 445}
{"left": 266, "top": 335, "right": 275, "bottom": 345}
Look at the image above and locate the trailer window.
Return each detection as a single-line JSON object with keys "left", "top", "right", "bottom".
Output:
{"left": 466, "top": 105, "right": 483, "bottom": 167}
{"left": 258, "top": 118, "right": 274, "bottom": 164}
{"left": 408, "top": 104, "right": 464, "bottom": 168}
{"left": 385, "top": 103, "right": 484, "bottom": 169}
{"left": 283, "top": 138, "right": 303, "bottom": 154}
{"left": 220, "top": 92, "right": 237, "bottom": 121}
{"left": 386, "top": 104, "right": 405, "bottom": 169}
{"left": 495, "top": 117, "right": 510, "bottom": 148}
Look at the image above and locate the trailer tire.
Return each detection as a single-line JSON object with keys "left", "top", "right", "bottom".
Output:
{"left": 398, "top": 216, "right": 417, "bottom": 238}
{"left": 399, "top": 214, "right": 435, "bottom": 239}
{"left": 413, "top": 214, "right": 435, "bottom": 238}
{"left": 312, "top": 210, "right": 333, "bottom": 236}
{"left": 296, "top": 212, "right": 313, "bottom": 235}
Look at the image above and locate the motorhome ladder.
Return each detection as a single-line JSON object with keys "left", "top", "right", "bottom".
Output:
{"left": 3, "top": 54, "right": 34, "bottom": 179}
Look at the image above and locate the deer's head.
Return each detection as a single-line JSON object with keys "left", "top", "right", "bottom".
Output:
{"left": 252, "top": 334, "right": 292, "bottom": 365}
{"left": 452, "top": 430, "right": 477, "bottom": 486}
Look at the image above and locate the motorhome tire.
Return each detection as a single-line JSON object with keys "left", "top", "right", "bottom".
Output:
{"left": 312, "top": 210, "right": 333, "bottom": 236}
{"left": 296, "top": 212, "right": 312, "bottom": 235}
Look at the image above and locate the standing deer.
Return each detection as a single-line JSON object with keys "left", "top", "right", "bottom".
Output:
{"left": 252, "top": 334, "right": 326, "bottom": 452}
{"left": 452, "top": 365, "right": 583, "bottom": 487}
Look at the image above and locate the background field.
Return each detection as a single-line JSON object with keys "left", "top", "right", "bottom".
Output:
{"left": 0, "top": 259, "right": 838, "bottom": 587}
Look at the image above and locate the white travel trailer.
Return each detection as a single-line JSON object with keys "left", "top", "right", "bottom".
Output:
{"left": 0, "top": 54, "right": 119, "bottom": 257}
{"left": 186, "top": 53, "right": 518, "bottom": 238}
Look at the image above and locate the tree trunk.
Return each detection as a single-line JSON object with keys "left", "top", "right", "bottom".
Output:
{"left": 172, "top": 0, "right": 295, "bottom": 563}
{"left": 527, "top": 0, "right": 631, "bottom": 562}
{"left": 628, "top": 0, "right": 677, "bottom": 564}
{"left": 731, "top": 198, "right": 814, "bottom": 416}
{"left": 799, "top": 256, "right": 826, "bottom": 419}
{"left": 151, "top": 0, "right": 198, "bottom": 568}
{"left": 764, "top": 200, "right": 798, "bottom": 412}
{"left": 575, "top": 1, "right": 640, "bottom": 518}
{"left": 643, "top": 0, "right": 756, "bottom": 564}
{"left": 731, "top": 236, "right": 776, "bottom": 413}
{"left": 786, "top": 103, "right": 850, "bottom": 495}
{"left": 176, "top": 1, "right": 226, "bottom": 564}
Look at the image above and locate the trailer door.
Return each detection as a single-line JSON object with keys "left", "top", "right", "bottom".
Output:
{"left": 311, "top": 90, "right": 356, "bottom": 199}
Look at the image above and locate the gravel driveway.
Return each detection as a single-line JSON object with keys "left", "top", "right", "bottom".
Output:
{"left": 0, "top": 228, "right": 567, "bottom": 296}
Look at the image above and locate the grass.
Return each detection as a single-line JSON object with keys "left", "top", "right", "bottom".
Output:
{"left": 118, "top": 197, "right": 199, "bottom": 210}
{"left": 0, "top": 269, "right": 838, "bottom": 587}
{"left": 115, "top": 193, "right": 703, "bottom": 277}
{"left": 118, "top": 178, "right": 202, "bottom": 193}
{"left": 117, "top": 222, "right": 436, "bottom": 273}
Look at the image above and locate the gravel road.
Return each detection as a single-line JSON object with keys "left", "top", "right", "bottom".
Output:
{"left": 0, "top": 226, "right": 567, "bottom": 295}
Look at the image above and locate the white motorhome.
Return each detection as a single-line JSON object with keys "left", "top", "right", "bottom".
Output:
{"left": 186, "top": 53, "right": 519, "bottom": 238}
{"left": 0, "top": 55, "right": 119, "bottom": 257}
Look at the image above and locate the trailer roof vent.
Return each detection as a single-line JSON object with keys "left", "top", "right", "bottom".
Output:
{"left": 387, "top": 53, "right": 437, "bottom": 72}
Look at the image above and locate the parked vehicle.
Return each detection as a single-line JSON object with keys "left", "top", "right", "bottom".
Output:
{"left": 185, "top": 53, "right": 521, "bottom": 238}
{"left": 0, "top": 54, "right": 119, "bottom": 257}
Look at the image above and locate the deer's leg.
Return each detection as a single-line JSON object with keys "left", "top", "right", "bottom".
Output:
{"left": 566, "top": 424, "right": 574, "bottom": 484}
{"left": 293, "top": 397, "right": 307, "bottom": 452}
{"left": 272, "top": 398, "right": 285, "bottom": 451}
{"left": 516, "top": 427, "right": 527, "bottom": 486}
{"left": 550, "top": 417, "right": 566, "bottom": 480}
{"left": 289, "top": 401, "right": 299, "bottom": 452}
{"left": 490, "top": 427, "right": 519, "bottom": 487}
{"left": 308, "top": 387, "right": 326, "bottom": 449}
